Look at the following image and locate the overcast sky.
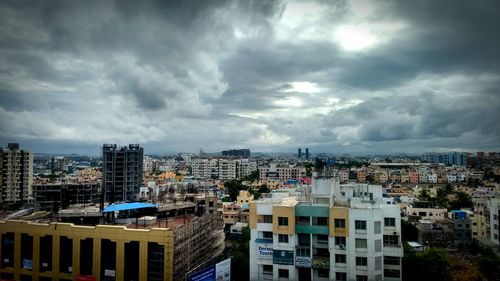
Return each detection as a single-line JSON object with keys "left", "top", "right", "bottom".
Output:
{"left": 1, "top": 0, "right": 499, "bottom": 155}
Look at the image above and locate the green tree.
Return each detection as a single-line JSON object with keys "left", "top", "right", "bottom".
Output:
{"left": 401, "top": 220, "right": 419, "bottom": 241}
{"left": 418, "top": 188, "right": 431, "bottom": 201}
{"left": 450, "top": 191, "right": 473, "bottom": 210}
{"left": 258, "top": 184, "right": 270, "bottom": 194}
{"left": 403, "top": 247, "right": 451, "bottom": 281}
{"left": 243, "top": 170, "right": 259, "bottom": 182}
{"left": 224, "top": 179, "right": 245, "bottom": 201}
{"left": 478, "top": 254, "right": 500, "bottom": 280}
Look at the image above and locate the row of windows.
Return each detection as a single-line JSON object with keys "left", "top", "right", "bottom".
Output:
{"left": 261, "top": 231, "right": 397, "bottom": 250}
{"left": 266, "top": 217, "right": 397, "bottom": 228}
{"left": 262, "top": 266, "right": 392, "bottom": 281}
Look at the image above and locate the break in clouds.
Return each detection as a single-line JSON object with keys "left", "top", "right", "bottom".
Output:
{"left": 0, "top": 0, "right": 499, "bottom": 154}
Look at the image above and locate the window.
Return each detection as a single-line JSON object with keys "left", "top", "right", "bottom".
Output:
{"left": 278, "top": 217, "right": 289, "bottom": 226}
{"left": 296, "top": 247, "right": 310, "bottom": 257}
{"left": 296, "top": 216, "right": 310, "bottom": 225}
{"left": 355, "top": 220, "right": 367, "bottom": 230}
{"left": 317, "top": 234, "right": 328, "bottom": 244}
{"left": 355, "top": 239, "right": 367, "bottom": 249}
{"left": 314, "top": 217, "right": 328, "bottom": 226}
{"left": 384, "top": 218, "right": 396, "bottom": 227}
{"left": 336, "top": 272, "right": 347, "bottom": 281}
{"left": 418, "top": 212, "right": 426, "bottom": 217}
{"left": 315, "top": 248, "right": 329, "bottom": 258}
{"left": 356, "top": 257, "right": 367, "bottom": 266}
{"left": 335, "top": 219, "right": 346, "bottom": 228}
{"left": 375, "top": 239, "right": 382, "bottom": 252}
{"left": 278, "top": 234, "right": 289, "bottom": 243}
{"left": 374, "top": 221, "right": 381, "bottom": 234}
{"left": 278, "top": 269, "right": 289, "bottom": 279}
{"left": 263, "top": 215, "right": 273, "bottom": 223}
{"left": 298, "top": 233, "right": 310, "bottom": 246}
{"left": 383, "top": 235, "right": 399, "bottom": 246}
{"left": 335, "top": 254, "right": 346, "bottom": 263}
{"left": 318, "top": 268, "right": 329, "bottom": 278}
{"left": 335, "top": 236, "right": 346, "bottom": 246}
{"left": 375, "top": 274, "right": 383, "bottom": 281}
{"left": 262, "top": 265, "right": 273, "bottom": 275}
{"left": 384, "top": 269, "right": 400, "bottom": 278}
{"left": 262, "top": 231, "right": 273, "bottom": 239}
{"left": 384, "top": 256, "right": 400, "bottom": 265}
{"left": 375, "top": 256, "right": 382, "bottom": 270}
{"left": 356, "top": 275, "right": 368, "bottom": 281}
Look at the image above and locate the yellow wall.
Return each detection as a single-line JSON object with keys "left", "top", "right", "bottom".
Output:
{"left": 272, "top": 206, "right": 295, "bottom": 234}
{"left": 249, "top": 203, "right": 257, "bottom": 229}
{"left": 329, "top": 207, "right": 349, "bottom": 237}
{"left": 0, "top": 220, "right": 174, "bottom": 281}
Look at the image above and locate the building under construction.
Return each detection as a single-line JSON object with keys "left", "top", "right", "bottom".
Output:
{"left": 0, "top": 196, "right": 225, "bottom": 281}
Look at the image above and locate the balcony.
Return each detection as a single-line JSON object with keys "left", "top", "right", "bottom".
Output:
{"left": 295, "top": 225, "right": 329, "bottom": 235}
{"left": 311, "top": 256, "right": 330, "bottom": 269}
{"left": 383, "top": 243, "right": 403, "bottom": 256}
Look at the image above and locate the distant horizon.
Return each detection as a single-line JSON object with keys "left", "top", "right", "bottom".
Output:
{"left": 1, "top": 0, "right": 499, "bottom": 158}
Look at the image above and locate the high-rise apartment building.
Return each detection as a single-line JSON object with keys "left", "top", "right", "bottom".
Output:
{"left": 249, "top": 177, "right": 403, "bottom": 281}
{"left": 102, "top": 144, "right": 143, "bottom": 203}
{"left": 298, "top": 148, "right": 302, "bottom": 159}
{"left": 0, "top": 143, "right": 33, "bottom": 203}
{"left": 305, "top": 148, "right": 310, "bottom": 160}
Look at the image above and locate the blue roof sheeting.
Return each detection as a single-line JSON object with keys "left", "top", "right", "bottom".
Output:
{"left": 103, "top": 202, "right": 157, "bottom": 213}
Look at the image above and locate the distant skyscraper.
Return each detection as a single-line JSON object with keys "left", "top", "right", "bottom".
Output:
{"left": 298, "top": 148, "right": 302, "bottom": 158}
{"left": 305, "top": 148, "right": 309, "bottom": 160}
{"left": 0, "top": 143, "right": 33, "bottom": 203}
{"left": 102, "top": 144, "right": 143, "bottom": 204}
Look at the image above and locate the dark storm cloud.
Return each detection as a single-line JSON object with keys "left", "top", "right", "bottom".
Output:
{"left": 0, "top": 0, "right": 499, "bottom": 153}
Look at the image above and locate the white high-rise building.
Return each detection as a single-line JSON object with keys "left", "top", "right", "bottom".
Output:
{"left": 249, "top": 177, "right": 403, "bottom": 281}
{"left": 237, "top": 159, "right": 257, "bottom": 179}
{"left": 192, "top": 159, "right": 212, "bottom": 179}
{"left": 219, "top": 159, "right": 237, "bottom": 181}
{"left": 488, "top": 198, "right": 500, "bottom": 246}
{"left": 0, "top": 143, "right": 33, "bottom": 203}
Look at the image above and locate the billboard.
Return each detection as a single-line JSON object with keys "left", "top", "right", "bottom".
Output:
{"left": 256, "top": 246, "right": 273, "bottom": 260}
{"left": 189, "top": 258, "right": 231, "bottom": 281}
{"left": 273, "top": 250, "right": 294, "bottom": 265}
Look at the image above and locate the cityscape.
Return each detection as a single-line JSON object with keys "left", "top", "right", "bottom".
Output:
{"left": 1, "top": 0, "right": 500, "bottom": 281}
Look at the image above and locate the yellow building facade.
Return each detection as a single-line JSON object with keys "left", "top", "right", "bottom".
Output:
{"left": 0, "top": 220, "right": 173, "bottom": 281}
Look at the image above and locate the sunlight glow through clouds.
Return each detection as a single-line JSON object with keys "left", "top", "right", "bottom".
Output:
{"left": 334, "top": 25, "right": 378, "bottom": 52}
{"left": 283, "top": 81, "right": 321, "bottom": 93}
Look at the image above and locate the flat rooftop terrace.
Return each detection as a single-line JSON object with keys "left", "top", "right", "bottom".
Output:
{"left": 126, "top": 215, "right": 196, "bottom": 230}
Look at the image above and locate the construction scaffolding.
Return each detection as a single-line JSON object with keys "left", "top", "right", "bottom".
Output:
{"left": 173, "top": 213, "right": 225, "bottom": 281}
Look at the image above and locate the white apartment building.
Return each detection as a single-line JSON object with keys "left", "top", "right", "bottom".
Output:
{"left": 427, "top": 174, "right": 437, "bottom": 183}
{"left": 488, "top": 198, "right": 500, "bottom": 246}
{"left": 237, "top": 159, "right": 257, "bottom": 179}
{"left": 249, "top": 177, "right": 403, "bottom": 281}
{"left": 446, "top": 174, "right": 457, "bottom": 183}
{"left": 0, "top": 143, "right": 33, "bottom": 203}
{"left": 338, "top": 170, "right": 349, "bottom": 183}
{"left": 219, "top": 159, "right": 237, "bottom": 181}
{"left": 192, "top": 159, "right": 212, "bottom": 179}
{"left": 259, "top": 165, "right": 307, "bottom": 181}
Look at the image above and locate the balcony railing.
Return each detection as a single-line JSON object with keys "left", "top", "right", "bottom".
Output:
{"left": 311, "top": 256, "right": 330, "bottom": 269}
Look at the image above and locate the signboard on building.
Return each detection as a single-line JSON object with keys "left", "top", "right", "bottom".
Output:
{"left": 104, "top": 269, "right": 115, "bottom": 277}
{"left": 256, "top": 246, "right": 273, "bottom": 260}
{"left": 22, "top": 259, "right": 32, "bottom": 269}
{"left": 215, "top": 258, "right": 231, "bottom": 281}
{"left": 273, "top": 250, "right": 294, "bottom": 265}
{"left": 189, "top": 258, "right": 231, "bottom": 281}
{"left": 295, "top": 256, "right": 311, "bottom": 268}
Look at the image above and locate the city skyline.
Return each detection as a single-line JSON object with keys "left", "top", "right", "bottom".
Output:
{"left": 1, "top": 0, "right": 499, "bottom": 155}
